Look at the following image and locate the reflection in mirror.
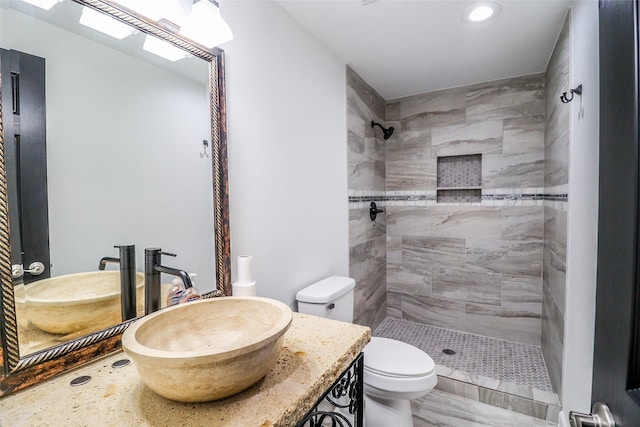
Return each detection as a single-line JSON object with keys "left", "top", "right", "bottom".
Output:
{"left": 0, "top": 0, "right": 230, "bottom": 397}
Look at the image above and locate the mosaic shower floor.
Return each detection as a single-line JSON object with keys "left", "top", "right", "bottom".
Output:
{"left": 373, "top": 317, "right": 554, "bottom": 394}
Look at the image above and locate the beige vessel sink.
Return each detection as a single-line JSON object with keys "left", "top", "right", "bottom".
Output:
{"left": 121, "top": 296, "right": 293, "bottom": 403}
{"left": 26, "top": 271, "right": 144, "bottom": 334}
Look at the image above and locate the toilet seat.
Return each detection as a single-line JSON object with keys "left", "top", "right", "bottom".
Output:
{"left": 363, "top": 337, "right": 436, "bottom": 394}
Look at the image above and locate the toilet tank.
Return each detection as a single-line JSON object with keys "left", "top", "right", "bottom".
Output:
{"left": 296, "top": 276, "right": 355, "bottom": 323}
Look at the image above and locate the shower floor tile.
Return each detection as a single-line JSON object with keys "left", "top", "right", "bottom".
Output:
{"left": 373, "top": 317, "right": 554, "bottom": 393}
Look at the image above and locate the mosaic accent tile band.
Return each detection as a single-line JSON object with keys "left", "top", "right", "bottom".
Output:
{"left": 348, "top": 193, "right": 568, "bottom": 203}
{"left": 373, "top": 317, "right": 553, "bottom": 392}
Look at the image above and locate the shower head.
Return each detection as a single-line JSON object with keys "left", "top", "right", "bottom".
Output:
{"left": 371, "top": 121, "right": 394, "bottom": 140}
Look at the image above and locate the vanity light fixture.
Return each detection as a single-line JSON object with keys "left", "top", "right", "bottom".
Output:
{"left": 19, "top": 0, "right": 62, "bottom": 10}
{"left": 142, "top": 35, "right": 190, "bottom": 61}
{"left": 463, "top": 2, "right": 501, "bottom": 23}
{"left": 79, "top": 7, "right": 136, "bottom": 39}
{"left": 179, "top": 0, "right": 233, "bottom": 48}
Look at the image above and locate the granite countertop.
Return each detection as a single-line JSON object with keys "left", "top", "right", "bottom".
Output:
{"left": 0, "top": 313, "right": 371, "bottom": 427}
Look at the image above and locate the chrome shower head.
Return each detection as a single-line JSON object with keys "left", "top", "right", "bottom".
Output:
{"left": 371, "top": 121, "right": 394, "bottom": 140}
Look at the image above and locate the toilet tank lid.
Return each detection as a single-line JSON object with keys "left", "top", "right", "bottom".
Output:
{"left": 296, "top": 276, "right": 355, "bottom": 303}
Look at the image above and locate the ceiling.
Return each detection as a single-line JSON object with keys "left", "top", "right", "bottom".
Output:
{"left": 276, "top": 0, "right": 571, "bottom": 100}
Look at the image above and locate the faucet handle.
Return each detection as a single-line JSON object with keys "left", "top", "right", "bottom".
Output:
{"left": 159, "top": 251, "right": 177, "bottom": 258}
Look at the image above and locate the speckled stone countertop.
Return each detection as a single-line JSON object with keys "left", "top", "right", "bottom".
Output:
{"left": 0, "top": 313, "right": 371, "bottom": 427}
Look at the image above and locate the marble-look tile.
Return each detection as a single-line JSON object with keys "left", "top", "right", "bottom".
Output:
{"left": 386, "top": 129, "right": 431, "bottom": 162}
{"left": 386, "top": 206, "right": 432, "bottom": 237}
{"left": 532, "top": 388, "right": 561, "bottom": 406}
{"left": 432, "top": 267, "right": 501, "bottom": 306}
{"left": 466, "top": 239, "right": 543, "bottom": 277}
{"left": 412, "top": 390, "right": 547, "bottom": 427}
{"left": 431, "top": 120, "right": 504, "bottom": 157}
{"left": 430, "top": 206, "right": 502, "bottom": 239}
{"left": 348, "top": 208, "right": 367, "bottom": 247}
{"left": 347, "top": 128, "right": 364, "bottom": 156}
{"left": 503, "top": 115, "right": 545, "bottom": 155}
{"left": 364, "top": 135, "right": 385, "bottom": 163}
{"left": 478, "top": 388, "right": 549, "bottom": 420}
{"left": 544, "top": 15, "right": 570, "bottom": 188}
{"left": 387, "top": 291, "right": 402, "bottom": 318}
{"left": 386, "top": 158, "right": 437, "bottom": 191}
{"left": 482, "top": 152, "right": 545, "bottom": 188}
{"left": 542, "top": 284, "right": 564, "bottom": 394}
{"left": 502, "top": 206, "right": 544, "bottom": 241}
{"left": 399, "top": 87, "right": 467, "bottom": 125}
{"left": 464, "top": 303, "right": 541, "bottom": 345}
{"left": 402, "top": 295, "right": 465, "bottom": 329}
{"left": 543, "top": 248, "right": 566, "bottom": 314}
{"left": 466, "top": 74, "right": 545, "bottom": 123}
{"left": 387, "top": 261, "right": 431, "bottom": 296}
{"left": 346, "top": 65, "right": 385, "bottom": 119}
{"left": 544, "top": 207, "right": 567, "bottom": 260}
{"left": 385, "top": 101, "right": 401, "bottom": 121}
{"left": 404, "top": 236, "right": 466, "bottom": 270}
{"left": 386, "top": 236, "right": 402, "bottom": 264}
{"left": 502, "top": 275, "right": 542, "bottom": 314}
{"left": 435, "top": 376, "right": 480, "bottom": 400}
{"left": 348, "top": 151, "right": 378, "bottom": 191}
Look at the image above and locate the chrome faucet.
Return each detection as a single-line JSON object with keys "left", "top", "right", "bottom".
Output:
{"left": 99, "top": 245, "right": 136, "bottom": 321}
{"left": 144, "top": 248, "right": 193, "bottom": 315}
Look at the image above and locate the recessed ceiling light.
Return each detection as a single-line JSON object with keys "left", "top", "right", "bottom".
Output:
{"left": 463, "top": 2, "right": 501, "bottom": 23}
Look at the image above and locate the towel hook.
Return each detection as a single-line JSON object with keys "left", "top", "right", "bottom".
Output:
{"left": 560, "top": 84, "right": 582, "bottom": 103}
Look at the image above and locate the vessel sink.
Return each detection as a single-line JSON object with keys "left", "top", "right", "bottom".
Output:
{"left": 25, "top": 271, "right": 144, "bottom": 334}
{"left": 121, "top": 296, "right": 293, "bottom": 403}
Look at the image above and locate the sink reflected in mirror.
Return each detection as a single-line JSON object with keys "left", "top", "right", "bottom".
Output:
{"left": 122, "top": 297, "right": 293, "bottom": 402}
{"left": 15, "top": 271, "right": 144, "bottom": 353}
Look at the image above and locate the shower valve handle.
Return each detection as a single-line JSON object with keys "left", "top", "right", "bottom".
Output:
{"left": 370, "top": 202, "right": 384, "bottom": 221}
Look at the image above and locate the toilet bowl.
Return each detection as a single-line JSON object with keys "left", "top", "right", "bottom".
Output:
{"left": 296, "top": 276, "right": 437, "bottom": 427}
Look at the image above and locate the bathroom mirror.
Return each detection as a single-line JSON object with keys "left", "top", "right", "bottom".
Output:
{"left": 0, "top": 0, "right": 230, "bottom": 396}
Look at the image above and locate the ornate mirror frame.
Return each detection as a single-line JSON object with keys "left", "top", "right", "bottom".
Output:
{"left": 0, "top": 0, "right": 231, "bottom": 397}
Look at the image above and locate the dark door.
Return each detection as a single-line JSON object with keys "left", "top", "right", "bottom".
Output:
{"left": 593, "top": 1, "right": 640, "bottom": 425}
{"left": 0, "top": 49, "right": 50, "bottom": 283}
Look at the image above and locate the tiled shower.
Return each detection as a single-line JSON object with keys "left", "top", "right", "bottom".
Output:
{"left": 348, "top": 11, "right": 569, "bottom": 425}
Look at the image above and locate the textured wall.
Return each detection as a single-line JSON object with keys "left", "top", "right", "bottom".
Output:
{"left": 543, "top": 12, "right": 570, "bottom": 395}
{"left": 347, "top": 66, "right": 387, "bottom": 329}
{"left": 384, "top": 74, "right": 546, "bottom": 346}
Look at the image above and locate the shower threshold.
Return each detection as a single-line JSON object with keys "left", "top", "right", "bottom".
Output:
{"left": 373, "top": 317, "right": 561, "bottom": 422}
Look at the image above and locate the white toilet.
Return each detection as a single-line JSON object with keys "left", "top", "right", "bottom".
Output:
{"left": 296, "top": 276, "right": 437, "bottom": 427}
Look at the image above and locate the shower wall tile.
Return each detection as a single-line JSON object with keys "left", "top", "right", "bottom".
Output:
{"left": 431, "top": 120, "right": 503, "bottom": 157}
{"left": 347, "top": 66, "right": 387, "bottom": 331}
{"left": 403, "top": 236, "right": 466, "bottom": 270}
{"left": 503, "top": 115, "right": 545, "bottom": 155}
{"left": 465, "top": 74, "right": 545, "bottom": 123}
{"left": 387, "top": 291, "right": 402, "bottom": 318}
{"left": 502, "top": 275, "right": 543, "bottom": 314}
{"left": 383, "top": 72, "right": 547, "bottom": 346}
{"left": 430, "top": 207, "right": 502, "bottom": 239}
{"left": 542, "top": 283, "right": 564, "bottom": 394}
{"left": 541, "top": 11, "right": 569, "bottom": 395}
{"left": 386, "top": 158, "right": 436, "bottom": 191}
{"left": 399, "top": 88, "right": 467, "bottom": 129}
{"left": 387, "top": 206, "right": 432, "bottom": 237}
{"left": 502, "top": 207, "right": 544, "bottom": 241}
{"left": 402, "top": 295, "right": 466, "bottom": 330}
{"left": 464, "top": 304, "right": 541, "bottom": 345}
{"left": 432, "top": 267, "right": 501, "bottom": 306}
{"left": 482, "top": 152, "right": 544, "bottom": 188}
{"left": 466, "top": 239, "right": 543, "bottom": 278}
{"left": 387, "top": 261, "right": 432, "bottom": 296}
{"left": 386, "top": 129, "right": 431, "bottom": 162}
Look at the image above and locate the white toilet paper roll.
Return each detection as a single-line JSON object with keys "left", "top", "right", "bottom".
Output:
{"left": 237, "top": 255, "right": 253, "bottom": 284}
{"left": 232, "top": 281, "right": 256, "bottom": 296}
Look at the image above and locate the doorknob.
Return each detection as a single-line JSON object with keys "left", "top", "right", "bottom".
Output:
{"left": 570, "top": 402, "right": 615, "bottom": 427}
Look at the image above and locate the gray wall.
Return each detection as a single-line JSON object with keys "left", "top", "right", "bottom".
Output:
{"left": 384, "top": 75, "right": 545, "bottom": 346}
{"left": 347, "top": 66, "right": 387, "bottom": 329}
{"left": 543, "top": 12, "right": 570, "bottom": 395}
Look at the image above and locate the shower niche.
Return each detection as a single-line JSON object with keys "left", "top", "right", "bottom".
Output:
{"left": 436, "top": 154, "right": 482, "bottom": 203}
